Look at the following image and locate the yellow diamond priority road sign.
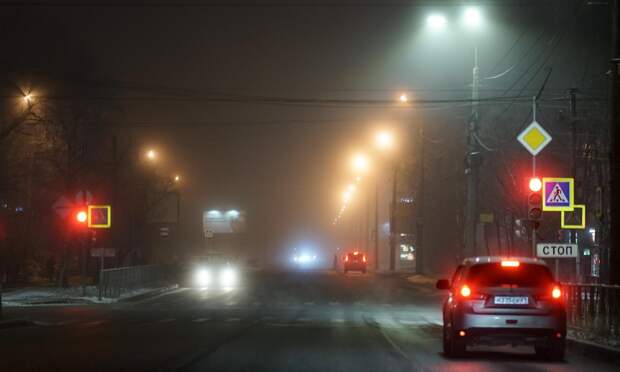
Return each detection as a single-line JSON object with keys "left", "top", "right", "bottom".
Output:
{"left": 517, "top": 121, "right": 552, "bottom": 156}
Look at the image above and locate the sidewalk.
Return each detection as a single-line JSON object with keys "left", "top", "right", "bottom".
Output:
{"left": 1, "top": 285, "right": 176, "bottom": 306}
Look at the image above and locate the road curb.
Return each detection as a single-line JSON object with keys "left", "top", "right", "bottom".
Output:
{"left": 566, "top": 337, "right": 620, "bottom": 363}
{"left": 0, "top": 319, "right": 34, "bottom": 330}
{"left": 117, "top": 284, "right": 179, "bottom": 303}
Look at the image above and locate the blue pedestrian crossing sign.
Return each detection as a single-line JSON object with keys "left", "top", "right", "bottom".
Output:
{"left": 542, "top": 177, "right": 574, "bottom": 212}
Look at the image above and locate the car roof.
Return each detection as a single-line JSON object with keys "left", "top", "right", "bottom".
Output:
{"left": 461, "top": 256, "right": 547, "bottom": 267}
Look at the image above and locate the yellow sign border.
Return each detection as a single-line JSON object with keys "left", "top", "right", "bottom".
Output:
{"left": 561, "top": 204, "right": 586, "bottom": 229}
{"left": 88, "top": 205, "right": 111, "bottom": 228}
{"left": 542, "top": 177, "right": 574, "bottom": 212}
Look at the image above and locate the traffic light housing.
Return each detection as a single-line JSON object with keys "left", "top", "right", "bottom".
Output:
{"left": 528, "top": 177, "right": 542, "bottom": 229}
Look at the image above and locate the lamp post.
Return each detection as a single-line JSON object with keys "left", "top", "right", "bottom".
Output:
{"left": 373, "top": 130, "right": 396, "bottom": 271}
{"left": 425, "top": 7, "right": 484, "bottom": 258}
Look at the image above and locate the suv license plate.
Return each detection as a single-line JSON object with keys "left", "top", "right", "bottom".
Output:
{"left": 494, "top": 296, "right": 528, "bottom": 305}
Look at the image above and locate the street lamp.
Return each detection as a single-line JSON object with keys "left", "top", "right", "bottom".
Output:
{"left": 352, "top": 153, "right": 369, "bottom": 174}
{"left": 426, "top": 14, "right": 447, "bottom": 31}
{"left": 174, "top": 174, "right": 181, "bottom": 183}
{"left": 146, "top": 149, "right": 157, "bottom": 161}
{"left": 463, "top": 7, "right": 482, "bottom": 29}
{"left": 375, "top": 131, "right": 394, "bottom": 151}
{"left": 424, "top": 7, "right": 485, "bottom": 258}
{"left": 399, "top": 93, "right": 408, "bottom": 103}
{"left": 343, "top": 190, "right": 352, "bottom": 204}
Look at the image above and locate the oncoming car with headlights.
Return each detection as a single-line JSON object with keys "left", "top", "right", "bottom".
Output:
{"left": 190, "top": 254, "right": 240, "bottom": 290}
{"left": 436, "top": 257, "right": 566, "bottom": 360}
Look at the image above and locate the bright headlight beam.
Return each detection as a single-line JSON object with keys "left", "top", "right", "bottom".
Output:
{"left": 195, "top": 268, "right": 211, "bottom": 287}
{"left": 220, "top": 267, "right": 237, "bottom": 287}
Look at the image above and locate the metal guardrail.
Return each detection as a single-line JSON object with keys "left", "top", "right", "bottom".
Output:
{"left": 562, "top": 283, "right": 620, "bottom": 342}
{"left": 99, "top": 265, "right": 173, "bottom": 299}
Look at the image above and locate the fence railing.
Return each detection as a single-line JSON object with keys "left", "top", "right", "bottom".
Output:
{"left": 562, "top": 283, "right": 620, "bottom": 342}
{"left": 99, "top": 265, "right": 173, "bottom": 299}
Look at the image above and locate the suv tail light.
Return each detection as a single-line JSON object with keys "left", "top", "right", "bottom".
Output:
{"left": 362, "top": 255, "right": 367, "bottom": 263}
{"left": 457, "top": 284, "right": 485, "bottom": 300}
{"left": 460, "top": 285, "right": 472, "bottom": 297}
{"left": 344, "top": 256, "right": 349, "bottom": 262}
{"left": 552, "top": 286, "right": 561, "bottom": 299}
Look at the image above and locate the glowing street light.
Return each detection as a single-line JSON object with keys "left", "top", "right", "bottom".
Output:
{"left": 375, "top": 131, "right": 394, "bottom": 151}
{"left": 426, "top": 14, "right": 447, "bottom": 31}
{"left": 399, "top": 93, "right": 408, "bottom": 103}
{"left": 23, "top": 93, "right": 33, "bottom": 103}
{"left": 174, "top": 174, "right": 181, "bottom": 183}
{"left": 343, "top": 190, "right": 352, "bottom": 203}
{"left": 351, "top": 153, "right": 369, "bottom": 173}
{"left": 463, "top": 7, "right": 482, "bottom": 29}
{"left": 146, "top": 149, "right": 157, "bottom": 161}
{"left": 347, "top": 184, "right": 357, "bottom": 193}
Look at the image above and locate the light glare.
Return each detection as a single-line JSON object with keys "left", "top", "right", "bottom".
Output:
{"left": 426, "top": 14, "right": 447, "bottom": 31}
{"left": 375, "top": 131, "right": 394, "bottom": 150}
{"left": 463, "top": 7, "right": 482, "bottom": 28}
{"left": 352, "top": 153, "right": 369, "bottom": 173}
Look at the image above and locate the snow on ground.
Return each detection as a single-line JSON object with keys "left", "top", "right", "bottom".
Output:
{"left": 1, "top": 286, "right": 159, "bottom": 306}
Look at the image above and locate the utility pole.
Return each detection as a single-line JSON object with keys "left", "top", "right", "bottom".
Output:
{"left": 389, "top": 166, "right": 398, "bottom": 271}
{"left": 374, "top": 181, "right": 379, "bottom": 271}
{"left": 569, "top": 88, "right": 581, "bottom": 282}
{"left": 464, "top": 46, "right": 481, "bottom": 259}
{"left": 416, "top": 121, "right": 425, "bottom": 275}
{"left": 609, "top": 0, "right": 620, "bottom": 285}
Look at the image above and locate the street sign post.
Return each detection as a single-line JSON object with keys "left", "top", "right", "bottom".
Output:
{"left": 517, "top": 121, "right": 552, "bottom": 156}
{"left": 536, "top": 242, "right": 580, "bottom": 280}
{"left": 542, "top": 177, "right": 574, "bottom": 212}
{"left": 88, "top": 205, "right": 111, "bottom": 228}
{"left": 536, "top": 243, "right": 578, "bottom": 258}
{"left": 517, "top": 109, "right": 553, "bottom": 258}
{"left": 561, "top": 204, "right": 586, "bottom": 229}
{"left": 90, "top": 248, "right": 115, "bottom": 257}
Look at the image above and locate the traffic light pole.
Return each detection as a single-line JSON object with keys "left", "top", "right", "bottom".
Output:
{"left": 609, "top": 0, "right": 620, "bottom": 285}
{"left": 532, "top": 97, "right": 538, "bottom": 258}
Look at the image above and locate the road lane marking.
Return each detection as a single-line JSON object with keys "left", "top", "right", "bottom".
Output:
{"left": 329, "top": 301, "right": 339, "bottom": 306}
{"left": 225, "top": 318, "right": 241, "bottom": 322}
{"left": 193, "top": 318, "right": 210, "bottom": 322}
{"left": 158, "top": 318, "right": 176, "bottom": 323}
{"left": 304, "top": 301, "right": 315, "bottom": 306}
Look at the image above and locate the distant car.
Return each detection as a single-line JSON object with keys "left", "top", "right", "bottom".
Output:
{"left": 189, "top": 254, "right": 240, "bottom": 290}
{"left": 343, "top": 251, "right": 367, "bottom": 274}
{"left": 436, "top": 257, "right": 566, "bottom": 360}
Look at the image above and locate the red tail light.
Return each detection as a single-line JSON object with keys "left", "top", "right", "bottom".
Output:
{"left": 501, "top": 260, "right": 520, "bottom": 268}
{"left": 460, "top": 285, "right": 472, "bottom": 297}
{"left": 552, "top": 286, "right": 561, "bottom": 299}
{"left": 344, "top": 256, "right": 349, "bottom": 262}
{"left": 362, "top": 256, "right": 367, "bottom": 263}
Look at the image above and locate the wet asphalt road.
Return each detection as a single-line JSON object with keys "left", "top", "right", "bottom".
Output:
{"left": 1, "top": 270, "right": 618, "bottom": 372}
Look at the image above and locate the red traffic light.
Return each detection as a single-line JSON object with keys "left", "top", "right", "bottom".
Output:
{"left": 75, "top": 210, "right": 88, "bottom": 223}
{"left": 529, "top": 177, "right": 542, "bottom": 192}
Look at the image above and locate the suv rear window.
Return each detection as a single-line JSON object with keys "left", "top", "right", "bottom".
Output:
{"left": 466, "top": 263, "right": 553, "bottom": 288}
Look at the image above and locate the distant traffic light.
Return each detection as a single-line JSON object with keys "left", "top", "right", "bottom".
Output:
{"left": 529, "top": 177, "right": 542, "bottom": 192}
{"left": 527, "top": 177, "right": 542, "bottom": 229}
{"left": 75, "top": 209, "right": 88, "bottom": 224}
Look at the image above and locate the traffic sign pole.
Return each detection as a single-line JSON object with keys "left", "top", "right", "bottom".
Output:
{"left": 532, "top": 97, "right": 537, "bottom": 258}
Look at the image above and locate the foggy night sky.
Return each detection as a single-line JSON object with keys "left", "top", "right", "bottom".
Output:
{"left": 0, "top": 1, "right": 611, "bottom": 263}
